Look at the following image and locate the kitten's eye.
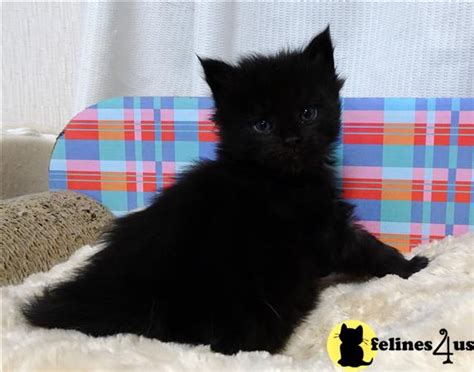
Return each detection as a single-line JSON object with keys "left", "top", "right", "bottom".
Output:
{"left": 253, "top": 120, "right": 273, "bottom": 134}
{"left": 300, "top": 107, "right": 318, "bottom": 123}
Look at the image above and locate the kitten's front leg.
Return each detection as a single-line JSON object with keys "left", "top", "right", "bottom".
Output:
{"left": 336, "top": 226, "right": 428, "bottom": 279}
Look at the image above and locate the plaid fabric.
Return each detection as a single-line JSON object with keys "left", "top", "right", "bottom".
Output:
{"left": 50, "top": 97, "right": 473, "bottom": 251}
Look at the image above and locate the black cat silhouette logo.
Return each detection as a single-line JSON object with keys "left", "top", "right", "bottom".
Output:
{"left": 327, "top": 320, "right": 378, "bottom": 370}
{"left": 338, "top": 323, "right": 373, "bottom": 367}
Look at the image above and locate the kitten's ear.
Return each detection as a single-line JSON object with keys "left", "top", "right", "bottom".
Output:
{"left": 341, "top": 323, "right": 347, "bottom": 331}
{"left": 303, "top": 26, "right": 335, "bottom": 72}
{"left": 198, "top": 56, "right": 234, "bottom": 97}
{"left": 356, "top": 325, "right": 363, "bottom": 334}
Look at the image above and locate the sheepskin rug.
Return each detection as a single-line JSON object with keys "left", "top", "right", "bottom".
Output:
{"left": 2, "top": 234, "right": 473, "bottom": 371}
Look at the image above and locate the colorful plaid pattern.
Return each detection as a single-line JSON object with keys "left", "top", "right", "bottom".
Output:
{"left": 49, "top": 97, "right": 473, "bottom": 251}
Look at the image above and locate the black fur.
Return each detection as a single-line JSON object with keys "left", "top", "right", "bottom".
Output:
{"left": 22, "top": 27, "right": 428, "bottom": 355}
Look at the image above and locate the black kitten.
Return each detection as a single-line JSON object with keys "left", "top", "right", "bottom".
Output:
{"left": 338, "top": 324, "right": 373, "bottom": 367}
{"left": 22, "top": 27, "right": 428, "bottom": 355}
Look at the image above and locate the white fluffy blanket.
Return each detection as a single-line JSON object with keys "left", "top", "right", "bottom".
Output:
{"left": 2, "top": 234, "right": 474, "bottom": 371}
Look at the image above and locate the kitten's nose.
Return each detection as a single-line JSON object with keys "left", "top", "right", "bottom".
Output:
{"left": 284, "top": 136, "right": 301, "bottom": 146}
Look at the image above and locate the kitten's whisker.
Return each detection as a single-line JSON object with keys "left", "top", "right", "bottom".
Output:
{"left": 261, "top": 298, "right": 282, "bottom": 320}
{"left": 145, "top": 299, "right": 156, "bottom": 336}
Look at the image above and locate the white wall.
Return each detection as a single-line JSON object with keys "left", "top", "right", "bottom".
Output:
{"left": 76, "top": 1, "right": 474, "bottom": 115}
{"left": 2, "top": 2, "right": 82, "bottom": 135}
{"left": 2, "top": 2, "right": 473, "bottom": 137}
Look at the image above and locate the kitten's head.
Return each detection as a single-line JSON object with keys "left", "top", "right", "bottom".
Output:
{"left": 339, "top": 324, "right": 364, "bottom": 344}
{"left": 200, "top": 27, "right": 343, "bottom": 174}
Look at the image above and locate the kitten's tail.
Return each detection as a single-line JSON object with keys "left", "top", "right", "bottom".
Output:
{"left": 23, "top": 289, "right": 86, "bottom": 331}
{"left": 360, "top": 358, "right": 373, "bottom": 365}
{"left": 22, "top": 285, "right": 117, "bottom": 336}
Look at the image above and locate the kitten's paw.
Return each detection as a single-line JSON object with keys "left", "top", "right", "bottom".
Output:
{"left": 401, "top": 255, "right": 429, "bottom": 279}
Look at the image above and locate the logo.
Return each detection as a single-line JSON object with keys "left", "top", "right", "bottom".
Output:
{"left": 327, "top": 320, "right": 378, "bottom": 370}
{"left": 327, "top": 320, "right": 474, "bottom": 369}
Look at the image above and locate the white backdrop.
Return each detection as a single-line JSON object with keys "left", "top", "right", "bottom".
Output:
{"left": 2, "top": 2, "right": 473, "bottom": 135}
{"left": 2, "top": 2, "right": 82, "bottom": 134}
{"left": 75, "top": 1, "right": 474, "bottom": 115}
